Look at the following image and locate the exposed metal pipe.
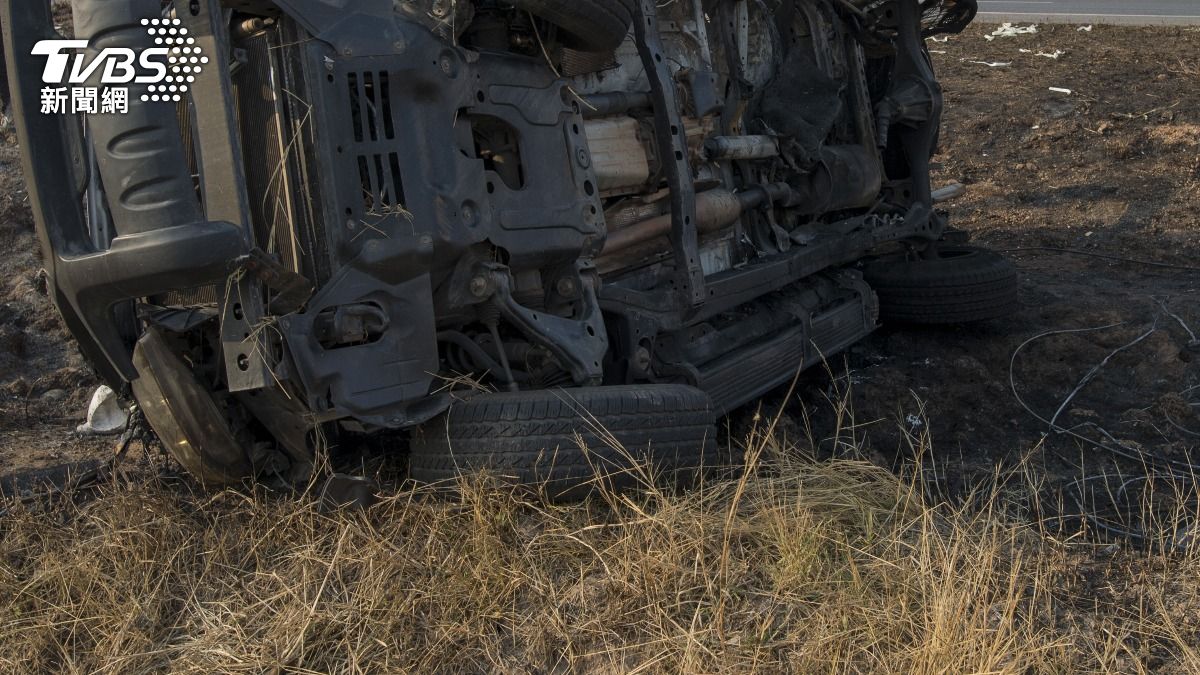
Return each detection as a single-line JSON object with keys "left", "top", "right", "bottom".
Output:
{"left": 601, "top": 184, "right": 790, "bottom": 256}
{"left": 599, "top": 143, "right": 880, "bottom": 258}
{"left": 579, "top": 91, "right": 653, "bottom": 118}
{"left": 703, "top": 135, "right": 779, "bottom": 160}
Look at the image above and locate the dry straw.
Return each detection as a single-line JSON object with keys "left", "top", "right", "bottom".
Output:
{"left": 1, "top": 388, "right": 1198, "bottom": 673}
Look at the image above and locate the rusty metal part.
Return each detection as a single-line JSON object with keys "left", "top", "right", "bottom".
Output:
{"left": 604, "top": 196, "right": 670, "bottom": 232}
{"left": 596, "top": 183, "right": 795, "bottom": 274}
{"left": 238, "top": 248, "right": 314, "bottom": 315}
{"left": 601, "top": 186, "right": 782, "bottom": 256}
{"left": 703, "top": 135, "right": 779, "bottom": 160}
{"left": 584, "top": 117, "right": 651, "bottom": 195}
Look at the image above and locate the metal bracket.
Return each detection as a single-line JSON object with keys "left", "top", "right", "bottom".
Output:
{"left": 482, "top": 265, "right": 608, "bottom": 386}
{"left": 633, "top": 0, "right": 706, "bottom": 308}
{"left": 182, "top": 0, "right": 272, "bottom": 392}
{"left": 879, "top": 0, "right": 944, "bottom": 238}
{"left": 238, "top": 248, "right": 314, "bottom": 315}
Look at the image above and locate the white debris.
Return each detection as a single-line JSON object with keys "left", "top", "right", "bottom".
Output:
{"left": 1077, "top": 25, "right": 1093, "bottom": 32}
{"left": 1048, "top": 87, "right": 1073, "bottom": 94}
{"left": 984, "top": 23, "right": 1038, "bottom": 40}
{"left": 967, "top": 60, "right": 1012, "bottom": 68}
{"left": 931, "top": 182, "right": 967, "bottom": 203}
{"left": 76, "top": 385, "right": 128, "bottom": 436}
{"left": 927, "top": 35, "right": 950, "bottom": 43}
{"left": 1037, "top": 50, "right": 1065, "bottom": 59}
{"left": 929, "top": 50, "right": 947, "bottom": 54}
{"left": 905, "top": 414, "right": 925, "bottom": 430}
{"left": 1019, "top": 48, "right": 1032, "bottom": 53}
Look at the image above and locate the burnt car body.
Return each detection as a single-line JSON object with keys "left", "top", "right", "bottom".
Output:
{"left": 1, "top": 0, "right": 1006, "bottom": 490}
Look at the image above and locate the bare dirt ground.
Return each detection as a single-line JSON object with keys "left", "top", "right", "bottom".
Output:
{"left": 0, "top": 145, "right": 111, "bottom": 490}
{"left": 1, "top": 24, "right": 1198, "bottom": 513}
{"left": 790, "top": 23, "right": 1200, "bottom": 512}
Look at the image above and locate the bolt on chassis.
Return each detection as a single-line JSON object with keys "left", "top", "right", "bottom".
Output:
{"left": 1, "top": 0, "right": 1014, "bottom": 496}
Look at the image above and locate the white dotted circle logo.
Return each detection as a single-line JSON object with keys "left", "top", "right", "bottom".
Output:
{"left": 138, "top": 18, "right": 205, "bottom": 102}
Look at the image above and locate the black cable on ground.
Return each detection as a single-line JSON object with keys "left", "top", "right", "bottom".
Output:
{"left": 1009, "top": 320, "right": 1200, "bottom": 478}
{"left": 1008, "top": 313, "right": 1200, "bottom": 550}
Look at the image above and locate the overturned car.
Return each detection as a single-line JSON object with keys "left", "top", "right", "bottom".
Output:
{"left": 1, "top": 0, "right": 1014, "bottom": 495}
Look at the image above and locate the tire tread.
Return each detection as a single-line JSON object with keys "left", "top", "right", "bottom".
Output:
{"left": 410, "top": 385, "right": 717, "bottom": 500}
{"left": 864, "top": 246, "right": 1018, "bottom": 324}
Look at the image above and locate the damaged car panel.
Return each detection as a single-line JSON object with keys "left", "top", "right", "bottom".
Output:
{"left": 2, "top": 0, "right": 1009, "bottom": 493}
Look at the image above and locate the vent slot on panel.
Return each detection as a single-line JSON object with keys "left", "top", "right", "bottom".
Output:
{"left": 346, "top": 70, "right": 404, "bottom": 215}
{"left": 348, "top": 71, "right": 394, "bottom": 143}
{"left": 357, "top": 152, "right": 406, "bottom": 213}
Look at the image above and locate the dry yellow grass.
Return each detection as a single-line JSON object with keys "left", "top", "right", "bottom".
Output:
{"left": 1, "top": 410, "right": 1199, "bottom": 673}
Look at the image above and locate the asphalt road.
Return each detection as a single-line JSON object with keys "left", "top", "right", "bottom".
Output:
{"left": 977, "top": 0, "right": 1200, "bottom": 25}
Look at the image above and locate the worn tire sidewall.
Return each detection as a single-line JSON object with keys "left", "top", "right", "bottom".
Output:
{"left": 410, "top": 385, "right": 718, "bottom": 499}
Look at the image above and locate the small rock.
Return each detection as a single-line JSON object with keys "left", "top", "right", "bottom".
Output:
{"left": 40, "top": 389, "right": 67, "bottom": 403}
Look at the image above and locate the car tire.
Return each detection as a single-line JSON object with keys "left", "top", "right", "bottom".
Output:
{"left": 409, "top": 385, "right": 718, "bottom": 500}
{"left": 513, "top": 0, "right": 635, "bottom": 53}
{"left": 863, "top": 245, "right": 1018, "bottom": 324}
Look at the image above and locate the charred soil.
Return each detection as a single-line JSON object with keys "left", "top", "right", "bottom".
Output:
{"left": 787, "top": 23, "right": 1200, "bottom": 510}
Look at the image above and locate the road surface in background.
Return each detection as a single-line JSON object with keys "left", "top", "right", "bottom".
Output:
{"left": 977, "top": 0, "right": 1200, "bottom": 25}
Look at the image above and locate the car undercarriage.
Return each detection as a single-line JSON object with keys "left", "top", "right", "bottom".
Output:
{"left": 1, "top": 0, "right": 1014, "bottom": 494}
